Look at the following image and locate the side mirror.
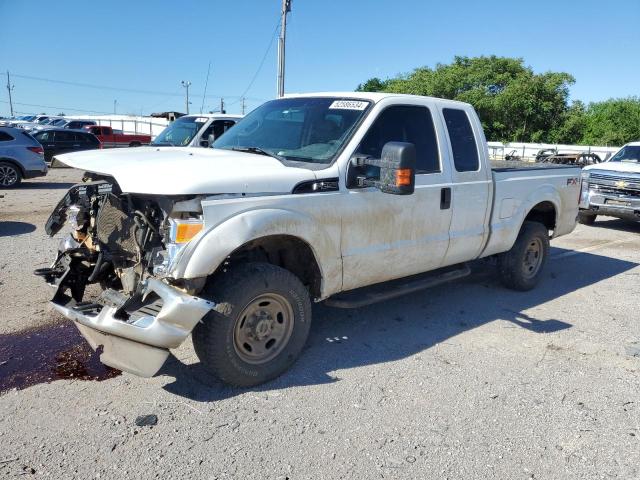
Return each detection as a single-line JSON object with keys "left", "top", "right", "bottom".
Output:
{"left": 199, "top": 139, "right": 209, "bottom": 147}
{"left": 352, "top": 141, "right": 416, "bottom": 195}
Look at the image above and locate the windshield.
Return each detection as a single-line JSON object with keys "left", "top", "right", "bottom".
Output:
{"left": 609, "top": 145, "right": 640, "bottom": 163}
{"left": 152, "top": 116, "right": 208, "bottom": 146}
{"left": 51, "top": 119, "right": 67, "bottom": 126}
{"left": 213, "top": 97, "right": 371, "bottom": 164}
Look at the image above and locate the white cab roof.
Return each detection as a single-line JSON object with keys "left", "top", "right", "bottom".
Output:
{"left": 283, "top": 91, "right": 469, "bottom": 106}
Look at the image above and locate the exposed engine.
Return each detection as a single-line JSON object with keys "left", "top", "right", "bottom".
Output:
{"left": 36, "top": 180, "right": 169, "bottom": 305}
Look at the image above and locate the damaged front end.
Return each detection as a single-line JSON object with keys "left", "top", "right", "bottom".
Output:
{"left": 35, "top": 180, "right": 218, "bottom": 377}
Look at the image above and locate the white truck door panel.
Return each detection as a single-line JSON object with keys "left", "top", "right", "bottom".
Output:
{"left": 437, "top": 105, "right": 492, "bottom": 266}
{"left": 340, "top": 102, "right": 452, "bottom": 291}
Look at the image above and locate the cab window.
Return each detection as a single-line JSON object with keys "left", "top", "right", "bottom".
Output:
{"left": 355, "top": 105, "right": 440, "bottom": 174}
{"left": 443, "top": 108, "right": 479, "bottom": 172}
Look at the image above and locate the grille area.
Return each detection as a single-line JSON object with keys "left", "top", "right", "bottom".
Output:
{"left": 95, "top": 194, "right": 138, "bottom": 258}
{"left": 589, "top": 172, "right": 640, "bottom": 199}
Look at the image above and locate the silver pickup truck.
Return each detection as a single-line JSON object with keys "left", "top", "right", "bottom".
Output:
{"left": 37, "top": 92, "right": 581, "bottom": 387}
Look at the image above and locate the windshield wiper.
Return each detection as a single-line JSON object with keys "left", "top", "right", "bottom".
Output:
{"left": 231, "top": 146, "right": 284, "bottom": 161}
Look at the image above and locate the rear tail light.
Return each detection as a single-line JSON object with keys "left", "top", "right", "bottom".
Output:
{"left": 27, "top": 146, "right": 44, "bottom": 155}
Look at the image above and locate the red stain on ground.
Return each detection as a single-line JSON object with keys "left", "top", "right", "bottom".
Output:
{"left": 0, "top": 320, "right": 120, "bottom": 394}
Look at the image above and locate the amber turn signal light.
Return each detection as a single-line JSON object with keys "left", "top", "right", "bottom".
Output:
{"left": 175, "top": 223, "right": 204, "bottom": 244}
{"left": 395, "top": 168, "right": 413, "bottom": 187}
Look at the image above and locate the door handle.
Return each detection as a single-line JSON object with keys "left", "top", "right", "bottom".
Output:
{"left": 440, "top": 187, "right": 451, "bottom": 209}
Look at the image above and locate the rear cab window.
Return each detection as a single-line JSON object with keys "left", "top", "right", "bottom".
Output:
{"left": 443, "top": 108, "right": 479, "bottom": 172}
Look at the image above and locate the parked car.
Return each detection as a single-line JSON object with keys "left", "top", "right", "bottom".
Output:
{"left": 0, "top": 127, "right": 47, "bottom": 187}
{"left": 64, "top": 119, "right": 97, "bottom": 130}
{"left": 83, "top": 125, "right": 151, "bottom": 148}
{"left": 39, "top": 92, "right": 581, "bottom": 386}
{"left": 151, "top": 114, "right": 242, "bottom": 147}
{"left": 579, "top": 141, "right": 640, "bottom": 224}
{"left": 32, "top": 128, "right": 101, "bottom": 164}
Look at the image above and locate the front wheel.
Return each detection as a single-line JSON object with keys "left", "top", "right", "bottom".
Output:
{"left": 192, "top": 262, "right": 312, "bottom": 387}
{"left": 498, "top": 221, "right": 550, "bottom": 291}
{"left": 578, "top": 211, "right": 597, "bottom": 225}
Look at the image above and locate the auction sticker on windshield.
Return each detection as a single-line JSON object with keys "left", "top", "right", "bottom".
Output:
{"left": 329, "top": 100, "right": 369, "bottom": 110}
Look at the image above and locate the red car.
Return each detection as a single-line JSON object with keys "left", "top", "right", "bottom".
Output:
{"left": 83, "top": 125, "right": 151, "bottom": 148}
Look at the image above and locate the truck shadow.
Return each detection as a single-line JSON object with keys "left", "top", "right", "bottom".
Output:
{"left": 160, "top": 247, "right": 637, "bottom": 402}
{"left": 590, "top": 217, "right": 640, "bottom": 234}
{"left": 0, "top": 221, "right": 36, "bottom": 237}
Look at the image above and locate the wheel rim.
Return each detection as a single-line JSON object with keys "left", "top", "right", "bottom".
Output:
{"left": 0, "top": 165, "right": 18, "bottom": 186}
{"left": 233, "top": 293, "right": 294, "bottom": 365}
{"left": 522, "top": 237, "right": 544, "bottom": 279}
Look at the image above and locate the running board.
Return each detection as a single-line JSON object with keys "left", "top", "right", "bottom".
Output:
{"left": 324, "top": 264, "right": 471, "bottom": 309}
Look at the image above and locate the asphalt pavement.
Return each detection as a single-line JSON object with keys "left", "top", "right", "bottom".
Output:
{"left": 0, "top": 169, "right": 638, "bottom": 479}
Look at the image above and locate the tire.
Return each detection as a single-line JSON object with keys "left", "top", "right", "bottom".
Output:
{"left": 0, "top": 161, "right": 22, "bottom": 188}
{"left": 498, "top": 221, "right": 550, "bottom": 291}
{"left": 129, "top": 142, "right": 141, "bottom": 147}
{"left": 192, "top": 262, "right": 312, "bottom": 387}
{"left": 578, "top": 211, "right": 597, "bottom": 225}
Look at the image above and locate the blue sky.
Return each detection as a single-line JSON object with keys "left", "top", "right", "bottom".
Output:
{"left": 1, "top": 0, "right": 638, "bottom": 116}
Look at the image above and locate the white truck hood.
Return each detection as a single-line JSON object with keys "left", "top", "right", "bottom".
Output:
{"left": 55, "top": 147, "right": 317, "bottom": 195}
{"left": 585, "top": 161, "right": 640, "bottom": 175}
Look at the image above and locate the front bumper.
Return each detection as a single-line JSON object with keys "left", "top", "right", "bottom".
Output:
{"left": 582, "top": 189, "right": 640, "bottom": 220}
{"left": 50, "top": 278, "right": 216, "bottom": 377}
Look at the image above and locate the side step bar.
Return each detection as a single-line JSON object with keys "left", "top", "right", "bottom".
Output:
{"left": 324, "top": 264, "right": 471, "bottom": 309}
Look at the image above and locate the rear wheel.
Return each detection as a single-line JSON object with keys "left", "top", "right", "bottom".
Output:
{"left": 192, "top": 262, "right": 312, "bottom": 387}
{"left": 0, "top": 161, "right": 21, "bottom": 188}
{"left": 578, "top": 211, "right": 597, "bottom": 225}
{"left": 129, "top": 141, "right": 141, "bottom": 147}
{"left": 498, "top": 221, "right": 550, "bottom": 291}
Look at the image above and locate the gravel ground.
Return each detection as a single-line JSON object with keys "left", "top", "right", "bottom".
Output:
{"left": 1, "top": 169, "right": 639, "bottom": 479}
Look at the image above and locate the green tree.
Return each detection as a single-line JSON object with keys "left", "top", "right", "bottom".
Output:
{"left": 548, "top": 101, "right": 587, "bottom": 144}
{"left": 581, "top": 97, "right": 640, "bottom": 145}
{"left": 357, "top": 56, "right": 575, "bottom": 143}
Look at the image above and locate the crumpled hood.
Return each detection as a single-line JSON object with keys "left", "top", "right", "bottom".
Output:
{"left": 54, "top": 147, "right": 317, "bottom": 195}
{"left": 585, "top": 161, "right": 640, "bottom": 175}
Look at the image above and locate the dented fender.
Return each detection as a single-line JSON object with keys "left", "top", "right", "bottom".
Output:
{"left": 169, "top": 207, "right": 342, "bottom": 299}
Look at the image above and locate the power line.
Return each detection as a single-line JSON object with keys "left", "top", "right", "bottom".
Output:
{"left": 200, "top": 61, "right": 212, "bottom": 114}
{"left": 228, "top": 18, "right": 281, "bottom": 107}
{"left": 0, "top": 69, "right": 262, "bottom": 101}
{"left": 0, "top": 99, "right": 112, "bottom": 115}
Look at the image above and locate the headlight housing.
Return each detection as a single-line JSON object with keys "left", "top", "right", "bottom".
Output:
{"left": 579, "top": 171, "right": 590, "bottom": 208}
{"left": 153, "top": 218, "right": 203, "bottom": 276}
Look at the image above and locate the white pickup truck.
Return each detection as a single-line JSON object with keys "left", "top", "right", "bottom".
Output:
{"left": 579, "top": 142, "right": 640, "bottom": 224}
{"left": 150, "top": 113, "right": 242, "bottom": 148}
{"left": 37, "top": 92, "right": 581, "bottom": 387}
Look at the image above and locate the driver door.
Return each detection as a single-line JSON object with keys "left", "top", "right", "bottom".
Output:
{"left": 340, "top": 102, "right": 453, "bottom": 291}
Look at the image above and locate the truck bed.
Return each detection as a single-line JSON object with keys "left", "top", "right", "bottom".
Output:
{"left": 490, "top": 160, "right": 579, "bottom": 172}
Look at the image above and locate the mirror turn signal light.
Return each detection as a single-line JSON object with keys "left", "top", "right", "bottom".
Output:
{"left": 395, "top": 168, "right": 413, "bottom": 187}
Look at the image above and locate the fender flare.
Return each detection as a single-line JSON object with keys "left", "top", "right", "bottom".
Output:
{"left": 481, "top": 185, "right": 561, "bottom": 258}
{"left": 169, "top": 208, "right": 342, "bottom": 298}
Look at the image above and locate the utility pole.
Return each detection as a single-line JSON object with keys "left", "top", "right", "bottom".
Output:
{"left": 113, "top": 99, "right": 117, "bottom": 114}
{"left": 6, "top": 71, "right": 15, "bottom": 117}
{"left": 220, "top": 97, "right": 225, "bottom": 114}
{"left": 276, "top": 0, "right": 292, "bottom": 98}
{"left": 181, "top": 80, "right": 192, "bottom": 114}
{"left": 241, "top": 97, "right": 246, "bottom": 115}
